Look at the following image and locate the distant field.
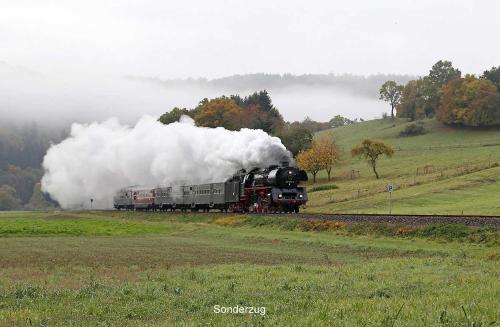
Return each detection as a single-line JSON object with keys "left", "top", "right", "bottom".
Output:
{"left": 308, "top": 119, "right": 500, "bottom": 215}
{"left": 0, "top": 211, "right": 498, "bottom": 326}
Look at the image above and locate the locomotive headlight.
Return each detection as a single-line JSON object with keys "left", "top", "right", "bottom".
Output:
{"left": 278, "top": 193, "right": 282, "bottom": 198}
{"left": 299, "top": 194, "right": 303, "bottom": 199}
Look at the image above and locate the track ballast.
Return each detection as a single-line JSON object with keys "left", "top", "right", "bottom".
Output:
{"left": 123, "top": 210, "right": 500, "bottom": 228}
{"left": 294, "top": 213, "right": 500, "bottom": 228}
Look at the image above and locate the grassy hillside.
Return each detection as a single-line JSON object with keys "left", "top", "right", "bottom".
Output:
{"left": 306, "top": 119, "right": 500, "bottom": 215}
{"left": 0, "top": 211, "right": 498, "bottom": 326}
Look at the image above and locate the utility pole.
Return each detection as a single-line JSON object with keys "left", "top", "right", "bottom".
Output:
{"left": 90, "top": 198, "right": 94, "bottom": 210}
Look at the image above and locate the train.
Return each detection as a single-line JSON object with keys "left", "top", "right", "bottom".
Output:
{"left": 113, "top": 163, "right": 308, "bottom": 213}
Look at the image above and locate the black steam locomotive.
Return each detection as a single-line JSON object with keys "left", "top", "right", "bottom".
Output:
{"left": 113, "top": 163, "right": 308, "bottom": 213}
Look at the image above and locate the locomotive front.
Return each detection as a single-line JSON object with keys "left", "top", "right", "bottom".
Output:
{"left": 267, "top": 166, "right": 308, "bottom": 212}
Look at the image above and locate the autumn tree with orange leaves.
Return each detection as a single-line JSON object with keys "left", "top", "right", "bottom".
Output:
{"left": 296, "top": 134, "right": 341, "bottom": 183}
{"left": 437, "top": 75, "right": 500, "bottom": 127}
{"left": 160, "top": 91, "right": 286, "bottom": 135}
{"left": 296, "top": 147, "right": 322, "bottom": 183}
{"left": 194, "top": 97, "right": 244, "bottom": 130}
{"left": 315, "top": 133, "right": 340, "bottom": 181}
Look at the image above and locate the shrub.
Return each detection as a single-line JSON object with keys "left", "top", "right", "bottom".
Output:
{"left": 298, "top": 219, "right": 345, "bottom": 232}
{"left": 345, "top": 223, "right": 397, "bottom": 236}
{"left": 417, "top": 224, "right": 469, "bottom": 240}
{"left": 399, "top": 123, "right": 426, "bottom": 137}
{"left": 308, "top": 184, "right": 339, "bottom": 193}
{"left": 212, "top": 216, "right": 242, "bottom": 226}
{"left": 396, "top": 227, "right": 418, "bottom": 236}
{"left": 14, "top": 284, "right": 45, "bottom": 299}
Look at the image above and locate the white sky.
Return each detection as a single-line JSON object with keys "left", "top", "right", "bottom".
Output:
{"left": 1, "top": 0, "right": 499, "bottom": 78}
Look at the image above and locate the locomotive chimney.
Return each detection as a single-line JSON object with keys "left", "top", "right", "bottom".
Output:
{"left": 280, "top": 160, "right": 289, "bottom": 167}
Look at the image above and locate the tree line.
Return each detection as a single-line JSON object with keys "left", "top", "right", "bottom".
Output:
{"left": 159, "top": 90, "right": 394, "bottom": 183}
{"left": 158, "top": 90, "right": 359, "bottom": 156}
{"left": 380, "top": 61, "right": 500, "bottom": 127}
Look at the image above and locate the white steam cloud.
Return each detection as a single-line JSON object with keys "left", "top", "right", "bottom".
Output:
{"left": 41, "top": 116, "right": 292, "bottom": 209}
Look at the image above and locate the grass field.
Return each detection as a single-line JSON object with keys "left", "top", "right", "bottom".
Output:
{"left": 0, "top": 211, "right": 498, "bottom": 326}
{"left": 307, "top": 118, "right": 500, "bottom": 215}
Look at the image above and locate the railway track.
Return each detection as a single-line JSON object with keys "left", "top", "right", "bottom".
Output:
{"left": 118, "top": 210, "right": 500, "bottom": 228}
{"left": 295, "top": 213, "right": 500, "bottom": 228}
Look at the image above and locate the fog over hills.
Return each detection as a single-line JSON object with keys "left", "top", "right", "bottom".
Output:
{"left": 133, "top": 73, "right": 412, "bottom": 98}
{"left": 132, "top": 73, "right": 414, "bottom": 122}
{"left": 1, "top": 60, "right": 414, "bottom": 127}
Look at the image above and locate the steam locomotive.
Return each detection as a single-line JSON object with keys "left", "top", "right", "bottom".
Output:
{"left": 113, "top": 163, "right": 308, "bottom": 213}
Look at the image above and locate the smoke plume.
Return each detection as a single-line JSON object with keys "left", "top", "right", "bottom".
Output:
{"left": 41, "top": 116, "right": 291, "bottom": 209}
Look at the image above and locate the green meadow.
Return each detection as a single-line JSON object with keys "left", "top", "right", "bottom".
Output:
{"left": 0, "top": 211, "right": 498, "bottom": 326}
{"left": 308, "top": 119, "right": 500, "bottom": 215}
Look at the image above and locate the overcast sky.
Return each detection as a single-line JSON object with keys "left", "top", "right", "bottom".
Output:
{"left": 2, "top": 0, "right": 499, "bottom": 79}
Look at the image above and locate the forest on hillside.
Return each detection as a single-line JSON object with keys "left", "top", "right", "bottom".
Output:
{"left": 0, "top": 124, "right": 63, "bottom": 210}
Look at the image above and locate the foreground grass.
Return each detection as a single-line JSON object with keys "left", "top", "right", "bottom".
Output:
{"left": 2, "top": 260, "right": 498, "bottom": 326}
{"left": 0, "top": 211, "right": 498, "bottom": 326}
